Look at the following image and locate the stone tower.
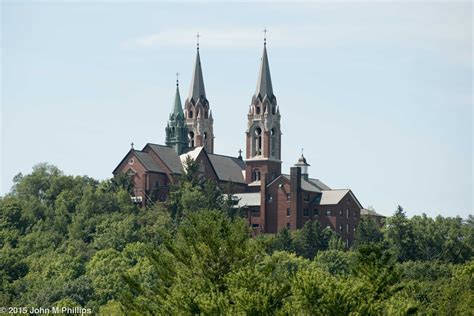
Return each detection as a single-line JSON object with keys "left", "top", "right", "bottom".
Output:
{"left": 184, "top": 45, "right": 214, "bottom": 153}
{"left": 245, "top": 41, "right": 282, "bottom": 183}
{"left": 165, "top": 79, "right": 188, "bottom": 154}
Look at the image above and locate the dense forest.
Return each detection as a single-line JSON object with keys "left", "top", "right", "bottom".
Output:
{"left": 1, "top": 163, "right": 473, "bottom": 315}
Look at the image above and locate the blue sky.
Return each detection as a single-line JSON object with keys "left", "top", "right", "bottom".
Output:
{"left": 1, "top": 1, "right": 472, "bottom": 218}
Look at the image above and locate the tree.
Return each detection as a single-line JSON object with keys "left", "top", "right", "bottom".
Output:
{"left": 384, "top": 206, "right": 416, "bottom": 262}
{"left": 293, "top": 220, "right": 331, "bottom": 259}
{"left": 354, "top": 216, "right": 384, "bottom": 247}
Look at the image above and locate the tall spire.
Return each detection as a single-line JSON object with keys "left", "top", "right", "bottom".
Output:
{"left": 188, "top": 46, "right": 207, "bottom": 104}
{"left": 171, "top": 73, "right": 184, "bottom": 119}
{"left": 255, "top": 42, "right": 274, "bottom": 100}
{"left": 166, "top": 76, "right": 188, "bottom": 154}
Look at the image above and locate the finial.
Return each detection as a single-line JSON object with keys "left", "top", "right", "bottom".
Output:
{"left": 263, "top": 27, "right": 268, "bottom": 45}
{"left": 131, "top": 142, "right": 134, "bottom": 150}
{"left": 301, "top": 148, "right": 304, "bottom": 156}
{"left": 176, "top": 72, "right": 179, "bottom": 86}
{"left": 196, "top": 32, "right": 200, "bottom": 50}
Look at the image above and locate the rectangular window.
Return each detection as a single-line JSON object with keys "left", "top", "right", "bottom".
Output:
{"left": 251, "top": 208, "right": 259, "bottom": 215}
{"left": 267, "top": 194, "right": 273, "bottom": 203}
{"left": 287, "top": 222, "right": 291, "bottom": 229}
{"left": 303, "top": 208, "right": 309, "bottom": 217}
{"left": 304, "top": 193, "right": 310, "bottom": 202}
{"left": 339, "top": 209, "right": 343, "bottom": 216}
{"left": 287, "top": 208, "right": 291, "bottom": 217}
{"left": 326, "top": 210, "right": 331, "bottom": 216}
{"left": 252, "top": 223, "right": 260, "bottom": 228}
{"left": 287, "top": 193, "right": 291, "bottom": 201}
{"left": 313, "top": 208, "right": 319, "bottom": 217}
{"left": 346, "top": 209, "right": 350, "bottom": 218}
{"left": 346, "top": 224, "right": 350, "bottom": 233}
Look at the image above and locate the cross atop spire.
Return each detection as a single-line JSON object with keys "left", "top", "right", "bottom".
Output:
{"left": 187, "top": 44, "right": 207, "bottom": 104}
{"left": 171, "top": 77, "right": 184, "bottom": 119}
{"left": 196, "top": 32, "right": 200, "bottom": 50}
{"left": 263, "top": 27, "right": 268, "bottom": 45}
{"left": 254, "top": 38, "right": 274, "bottom": 101}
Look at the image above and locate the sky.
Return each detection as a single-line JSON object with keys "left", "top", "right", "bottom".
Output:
{"left": 1, "top": 1, "right": 472, "bottom": 218}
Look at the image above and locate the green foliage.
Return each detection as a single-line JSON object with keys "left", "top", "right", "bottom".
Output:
{"left": 0, "top": 164, "right": 472, "bottom": 314}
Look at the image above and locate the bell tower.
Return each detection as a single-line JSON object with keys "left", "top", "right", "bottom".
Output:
{"left": 245, "top": 37, "right": 282, "bottom": 183}
{"left": 184, "top": 36, "right": 215, "bottom": 153}
{"left": 165, "top": 76, "right": 188, "bottom": 155}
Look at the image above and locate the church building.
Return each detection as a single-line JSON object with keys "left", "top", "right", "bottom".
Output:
{"left": 113, "top": 38, "right": 363, "bottom": 245}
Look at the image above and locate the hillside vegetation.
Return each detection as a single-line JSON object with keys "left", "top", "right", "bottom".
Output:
{"left": 1, "top": 163, "right": 473, "bottom": 314}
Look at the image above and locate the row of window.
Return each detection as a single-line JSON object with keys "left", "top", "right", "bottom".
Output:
{"left": 286, "top": 208, "right": 357, "bottom": 218}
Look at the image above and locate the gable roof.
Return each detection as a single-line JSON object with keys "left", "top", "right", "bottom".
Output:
{"left": 320, "top": 189, "right": 350, "bottom": 205}
{"left": 361, "top": 208, "right": 386, "bottom": 218}
{"left": 207, "top": 153, "right": 246, "bottom": 183}
{"left": 308, "top": 178, "right": 331, "bottom": 190}
{"left": 281, "top": 174, "right": 323, "bottom": 192}
{"left": 134, "top": 151, "right": 165, "bottom": 173}
{"left": 232, "top": 192, "right": 261, "bottom": 207}
{"left": 146, "top": 143, "right": 183, "bottom": 174}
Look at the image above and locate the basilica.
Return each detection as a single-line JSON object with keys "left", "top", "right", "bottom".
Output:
{"left": 113, "top": 40, "right": 363, "bottom": 245}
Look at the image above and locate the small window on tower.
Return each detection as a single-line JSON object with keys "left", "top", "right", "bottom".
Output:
{"left": 188, "top": 131, "right": 195, "bottom": 147}
{"left": 272, "top": 106, "right": 276, "bottom": 115}
{"left": 189, "top": 110, "right": 193, "bottom": 118}
{"left": 256, "top": 106, "right": 261, "bottom": 115}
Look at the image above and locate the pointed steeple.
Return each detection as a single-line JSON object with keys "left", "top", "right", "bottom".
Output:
{"left": 188, "top": 49, "right": 207, "bottom": 104}
{"left": 170, "top": 78, "right": 184, "bottom": 119}
{"left": 166, "top": 76, "right": 188, "bottom": 155}
{"left": 255, "top": 44, "right": 274, "bottom": 100}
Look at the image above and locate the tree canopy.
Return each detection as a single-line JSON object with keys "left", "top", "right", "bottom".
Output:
{"left": 0, "top": 163, "right": 472, "bottom": 314}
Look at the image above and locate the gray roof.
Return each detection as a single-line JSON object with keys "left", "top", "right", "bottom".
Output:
{"left": 170, "top": 84, "right": 184, "bottom": 119}
{"left": 320, "top": 189, "right": 350, "bottom": 205}
{"left": 308, "top": 178, "right": 331, "bottom": 190}
{"left": 147, "top": 144, "right": 183, "bottom": 174}
{"left": 207, "top": 153, "right": 246, "bottom": 183}
{"left": 361, "top": 208, "right": 386, "bottom": 218}
{"left": 134, "top": 151, "right": 164, "bottom": 173}
{"left": 232, "top": 192, "right": 261, "bottom": 207}
{"left": 187, "top": 49, "right": 207, "bottom": 104}
{"left": 255, "top": 45, "right": 274, "bottom": 100}
{"left": 282, "top": 175, "right": 323, "bottom": 193}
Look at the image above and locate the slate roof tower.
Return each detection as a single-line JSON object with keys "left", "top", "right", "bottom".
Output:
{"left": 184, "top": 41, "right": 215, "bottom": 153}
{"left": 165, "top": 78, "right": 188, "bottom": 155}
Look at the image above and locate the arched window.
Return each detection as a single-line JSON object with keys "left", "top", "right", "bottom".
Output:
{"left": 254, "top": 127, "right": 262, "bottom": 155}
{"left": 188, "top": 131, "right": 195, "bottom": 147}
{"left": 189, "top": 110, "right": 193, "bottom": 118}
{"left": 272, "top": 106, "right": 276, "bottom": 115}
{"left": 252, "top": 169, "right": 261, "bottom": 181}
{"left": 270, "top": 128, "right": 276, "bottom": 157}
{"left": 256, "top": 106, "right": 261, "bottom": 115}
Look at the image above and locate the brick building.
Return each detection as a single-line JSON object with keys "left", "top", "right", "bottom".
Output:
{"left": 113, "top": 41, "right": 363, "bottom": 245}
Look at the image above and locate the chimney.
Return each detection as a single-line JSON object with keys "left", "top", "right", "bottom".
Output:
{"left": 290, "top": 167, "right": 303, "bottom": 229}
